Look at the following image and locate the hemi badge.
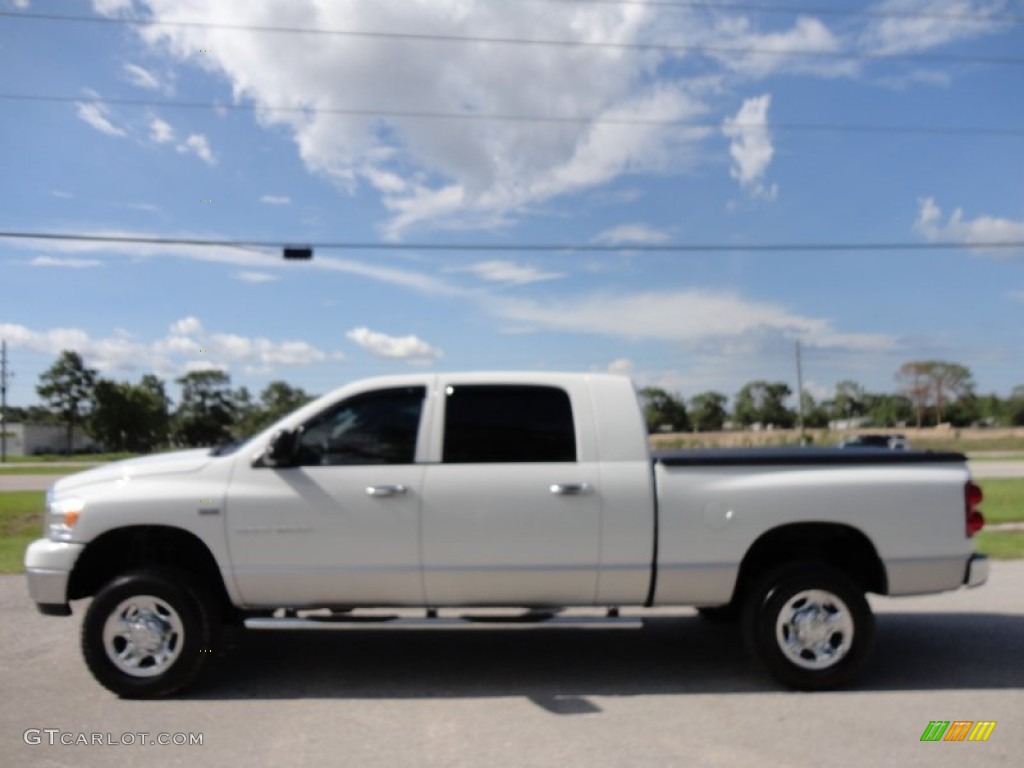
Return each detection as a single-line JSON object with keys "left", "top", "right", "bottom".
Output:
{"left": 198, "top": 508, "right": 221, "bottom": 516}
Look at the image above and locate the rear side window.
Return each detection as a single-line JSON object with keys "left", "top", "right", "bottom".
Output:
{"left": 442, "top": 385, "right": 576, "bottom": 463}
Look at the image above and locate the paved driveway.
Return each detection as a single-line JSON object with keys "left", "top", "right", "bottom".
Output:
{"left": 1, "top": 567, "right": 1021, "bottom": 768}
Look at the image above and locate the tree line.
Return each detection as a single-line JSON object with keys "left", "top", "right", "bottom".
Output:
{"left": 3, "top": 350, "right": 1023, "bottom": 454}
{"left": 5, "top": 350, "right": 314, "bottom": 454}
{"left": 640, "top": 361, "right": 1024, "bottom": 434}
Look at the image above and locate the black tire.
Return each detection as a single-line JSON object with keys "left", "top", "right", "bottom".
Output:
{"left": 696, "top": 604, "right": 740, "bottom": 624}
{"left": 82, "top": 569, "right": 218, "bottom": 698}
{"left": 741, "top": 563, "right": 875, "bottom": 691}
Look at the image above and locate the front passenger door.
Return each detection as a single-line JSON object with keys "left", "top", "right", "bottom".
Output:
{"left": 225, "top": 386, "right": 427, "bottom": 607}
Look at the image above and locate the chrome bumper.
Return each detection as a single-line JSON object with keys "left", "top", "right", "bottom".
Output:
{"left": 964, "top": 553, "right": 989, "bottom": 588}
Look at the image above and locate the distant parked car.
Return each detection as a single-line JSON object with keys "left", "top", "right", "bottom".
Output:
{"left": 838, "top": 434, "right": 909, "bottom": 450}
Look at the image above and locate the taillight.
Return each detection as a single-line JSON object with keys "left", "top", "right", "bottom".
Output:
{"left": 965, "top": 481, "right": 984, "bottom": 537}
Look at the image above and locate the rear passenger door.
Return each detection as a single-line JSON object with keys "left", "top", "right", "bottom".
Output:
{"left": 421, "top": 383, "right": 602, "bottom": 605}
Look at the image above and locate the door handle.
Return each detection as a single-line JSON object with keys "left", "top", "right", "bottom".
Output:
{"left": 366, "top": 484, "right": 408, "bottom": 497}
{"left": 549, "top": 483, "right": 592, "bottom": 496}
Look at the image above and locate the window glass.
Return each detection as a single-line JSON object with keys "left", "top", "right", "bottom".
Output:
{"left": 294, "top": 387, "right": 424, "bottom": 466}
{"left": 443, "top": 385, "right": 576, "bottom": 463}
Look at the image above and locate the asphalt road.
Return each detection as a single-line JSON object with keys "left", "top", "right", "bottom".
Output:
{"left": 1, "top": 567, "right": 1022, "bottom": 768}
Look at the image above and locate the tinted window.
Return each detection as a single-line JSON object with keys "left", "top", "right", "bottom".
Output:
{"left": 443, "top": 385, "right": 576, "bottom": 463}
{"left": 294, "top": 387, "right": 424, "bottom": 466}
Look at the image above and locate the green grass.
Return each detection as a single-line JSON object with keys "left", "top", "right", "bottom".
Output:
{"left": 914, "top": 437, "right": 1024, "bottom": 452}
{"left": 977, "top": 478, "right": 1024, "bottom": 524}
{"left": 969, "top": 453, "right": 1024, "bottom": 461}
{"left": 974, "top": 531, "right": 1024, "bottom": 560}
{"left": 0, "top": 491, "right": 45, "bottom": 574}
{"left": 0, "top": 452, "right": 139, "bottom": 463}
{"left": 0, "top": 465, "right": 97, "bottom": 475}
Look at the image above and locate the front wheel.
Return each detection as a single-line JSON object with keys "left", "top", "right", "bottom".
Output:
{"left": 742, "top": 564, "right": 875, "bottom": 690}
{"left": 82, "top": 569, "right": 217, "bottom": 698}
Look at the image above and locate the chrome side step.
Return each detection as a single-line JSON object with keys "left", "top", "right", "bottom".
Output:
{"left": 243, "top": 615, "right": 643, "bottom": 631}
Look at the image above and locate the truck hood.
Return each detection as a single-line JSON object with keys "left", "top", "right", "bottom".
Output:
{"left": 49, "top": 448, "right": 216, "bottom": 494}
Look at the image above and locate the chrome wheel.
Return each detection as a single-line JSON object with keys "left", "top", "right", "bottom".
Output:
{"left": 102, "top": 595, "right": 185, "bottom": 678}
{"left": 774, "top": 589, "right": 854, "bottom": 670}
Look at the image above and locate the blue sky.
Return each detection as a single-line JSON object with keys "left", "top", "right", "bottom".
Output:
{"left": 1, "top": 0, "right": 1022, "bottom": 410}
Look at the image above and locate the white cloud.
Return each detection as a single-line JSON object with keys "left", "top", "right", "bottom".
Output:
{"left": 914, "top": 197, "right": 1024, "bottom": 256}
{"left": 75, "top": 101, "right": 126, "bottom": 137}
{"left": 607, "top": 358, "right": 634, "bottom": 374}
{"left": 0, "top": 317, "right": 333, "bottom": 377}
{"left": 875, "top": 68, "right": 951, "bottom": 90}
{"left": 859, "top": 0, "right": 1010, "bottom": 56}
{"left": 723, "top": 94, "right": 777, "bottom": 200}
{"left": 802, "top": 380, "right": 835, "bottom": 402}
{"left": 170, "top": 316, "right": 203, "bottom": 336}
{"left": 177, "top": 133, "right": 216, "bottom": 164}
{"left": 29, "top": 256, "right": 102, "bottom": 269}
{"left": 104, "top": 1, "right": 718, "bottom": 237}
{"left": 346, "top": 327, "right": 443, "bottom": 364}
{"left": 150, "top": 117, "right": 175, "bottom": 143}
{"left": 11, "top": 0, "right": 30, "bottom": 8}
{"left": 123, "top": 63, "right": 161, "bottom": 90}
{"left": 491, "top": 289, "right": 897, "bottom": 352}
{"left": 593, "top": 223, "right": 672, "bottom": 246}
{"left": 89, "top": 2, "right": 1015, "bottom": 237}
{"left": 92, "top": 0, "right": 133, "bottom": 12}
{"left": 1010, "top": 291, "right": 1024, "bottom": 303}
{"left": 260, "top": 195, "right": 291, "bottom": 205}
{"left": 452, "top": 260, "right": 564, "bottom": 286}
{"left": 233, "top": 271, "right": 279, "bottom": 283}
{"left": 50, "top": 190, "right": 73, "bottom": 199}
{"left": 708, "top": 15, "right": 851, "bottom": 79}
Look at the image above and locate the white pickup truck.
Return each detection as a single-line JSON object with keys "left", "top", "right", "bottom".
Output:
{"left": 25, "top": 372, "right": 989, "bottom": 698}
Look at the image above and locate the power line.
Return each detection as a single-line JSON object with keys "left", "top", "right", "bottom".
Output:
{"left": 4, "top": 93, "right": 1022, "bottom": 139}
{"left": 3, "top": 10, "right": 1022, "bottom": 65}
{"left": 2, "top": 230, "right": 1022, "bottom": 254}
{"left": 522, "top": 0, "right": 1024, "bottom": 24}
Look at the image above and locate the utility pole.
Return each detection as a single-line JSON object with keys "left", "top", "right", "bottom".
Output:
{"left": 1, "top": 340, "right": 8, "bottom": 462}
{"left": 795, "top": 340, "right": 807, "bottom": 446}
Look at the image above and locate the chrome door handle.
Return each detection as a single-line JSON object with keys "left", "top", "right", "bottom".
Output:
{"left": 550, "top": 483, "right": 592, "bottom": 496}
{"left": 366, "top": 484, "right": 408, "bottom": 497}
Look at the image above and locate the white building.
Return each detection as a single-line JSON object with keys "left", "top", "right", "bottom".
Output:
{"left": 0, "top": 424, "right": 97, "bottom": 456}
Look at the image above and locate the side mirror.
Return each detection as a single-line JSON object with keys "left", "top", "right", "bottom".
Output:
{"left": 259, "top": 428, "right": 299, "bottom": 468}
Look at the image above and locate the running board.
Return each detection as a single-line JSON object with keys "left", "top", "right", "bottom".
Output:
{"left": 243, "top": 615, "right": 643, "bottom": 631}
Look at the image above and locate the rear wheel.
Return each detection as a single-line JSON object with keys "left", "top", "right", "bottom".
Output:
{"left": 742, "top": 563, "right": 874, "bottom": 690}
{"left": 82, "top": 569, "right": 217, "bottom": 698}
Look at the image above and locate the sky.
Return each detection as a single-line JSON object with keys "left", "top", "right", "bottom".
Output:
{"left": 1, "top": 0, "right": 1022, "bottom": 411}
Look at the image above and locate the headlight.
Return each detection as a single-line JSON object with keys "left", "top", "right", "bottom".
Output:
{"left": 46, "top": 497, "right": 84, "bottom": 541}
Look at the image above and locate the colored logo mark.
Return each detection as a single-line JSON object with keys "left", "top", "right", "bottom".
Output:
{"left": 920, "top": 721, "right": 996, "bottom": 742}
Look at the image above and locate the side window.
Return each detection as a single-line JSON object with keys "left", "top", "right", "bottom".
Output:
{"left": 443, "top": 385, "right": 576, "bottom": 463}
{"left": 294, "top": 387, "right": 425, "bottom": 466}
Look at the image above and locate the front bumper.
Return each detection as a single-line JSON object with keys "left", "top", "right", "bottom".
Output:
{"left": 964, "top": 553, "right": 989, "bottom": 588}
{"left": 24, "top": 538, "right": 84, "bottom": 613}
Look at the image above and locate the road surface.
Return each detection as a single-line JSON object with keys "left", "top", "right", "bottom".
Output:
{"left": 0, "top": 566, "right": 1022, "bottom": 768}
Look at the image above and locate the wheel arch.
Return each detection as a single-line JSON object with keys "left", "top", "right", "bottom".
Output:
{"left": 732, "top": 522, "right": 888, "bottom": 604}
{"left": 69, "top": 525, "right": 235, "bottom": 618}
